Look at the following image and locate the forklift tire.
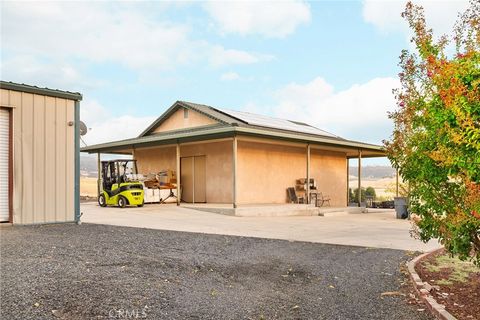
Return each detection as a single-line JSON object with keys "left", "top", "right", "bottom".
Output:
{"left": 138, "top": 200, "right": 144, "bottom": 207}
{"left": 98, "top": 194, "right": 107, "bottom": 207}
{"left": 118, "top": 196, "right": 127, "bottom": 208}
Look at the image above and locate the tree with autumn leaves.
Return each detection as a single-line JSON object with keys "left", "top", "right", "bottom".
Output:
{"left": 385, "top": 1, "right": 480, "bottom": 265}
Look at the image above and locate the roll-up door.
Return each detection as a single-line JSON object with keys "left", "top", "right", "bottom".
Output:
{"left": 0, "top": 108, "right": 10, "bottom": 222}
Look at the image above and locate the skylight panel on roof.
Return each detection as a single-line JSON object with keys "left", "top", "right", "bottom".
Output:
{"left": 220, "top": 108, "right": 340, "bottom": 138}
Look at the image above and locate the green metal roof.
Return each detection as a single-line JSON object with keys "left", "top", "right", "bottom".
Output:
{"left": 81, "top": 100, "right": 385, "bottom": 156}
{"left": 0, "top": 80, "right": 83, "bottom": 101}
{"left": 139, "top": 100, "right": 344, "bottom": 139}
{"left": 81, "top": 121, "right": 385, "bottom": 156}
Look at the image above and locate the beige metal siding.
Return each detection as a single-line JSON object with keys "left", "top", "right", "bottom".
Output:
{"left": 65, "top": 100, "right": 75, "bottom": 222}
{"left": 56, "top": 98, "right": 67, "bottom": 222}
{"left": 45, "top": 96, "right": 56, "bottom": 222}
{"left": 0, "top": 89, "right": 75, "bottom": 224}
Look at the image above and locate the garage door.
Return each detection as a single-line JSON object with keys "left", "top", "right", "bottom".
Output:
{"left": 0, "top": 108, "right": 10, "bottom": 222}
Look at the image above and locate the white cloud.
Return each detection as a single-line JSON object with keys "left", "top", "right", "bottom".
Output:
{"left": 265, "top": 76, "right": 400, "bottom": 144}
{"left": 0, "top": 55, "right": 105, "bottom": 90}
{"left": 363, "top": 0, "right": 469, "bottom": 36}
{"left": 209, "top": 45, "right": 274, "bottom": 67}
{"left": 221, "top": 72, "right": 241, "bottom": 81}
{"left": 204, "top": 0, "right": 311, "bottom": 38}
{"left": 80, "top": 100, "right": 156, "bottom": 146}
{"left": 1, "top": 2, "right": 193, "bottom": 71}
{"left": 0, "top": 1, "right": 273, "bottom": 81}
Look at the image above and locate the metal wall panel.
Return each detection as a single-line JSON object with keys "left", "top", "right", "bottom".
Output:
{"left": 0, "top": 89, "right": 76, "bottom": 224}
{"left": 44, "top": 96, "right": 56, "bottom": 222}
{"left": 55, "top": 98, "right": 67, "bottom": 222}
{"left": 9, "top": 90, "right": 22, "bottom": 223}
{"left": 65, "top": 100, "right": 75, "bottom": 221}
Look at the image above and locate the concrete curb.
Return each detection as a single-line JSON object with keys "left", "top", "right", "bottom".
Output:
{"left": 407, "top": 248, "right": 457, "bottom": 320}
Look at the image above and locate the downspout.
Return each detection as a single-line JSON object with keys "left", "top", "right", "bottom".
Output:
{"left": 74, "top": 100, "right": 81, "bottom": 224}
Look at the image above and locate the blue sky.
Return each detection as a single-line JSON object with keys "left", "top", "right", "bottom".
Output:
{"left": 0, "top": 1, "right": 469, "bottom": 165}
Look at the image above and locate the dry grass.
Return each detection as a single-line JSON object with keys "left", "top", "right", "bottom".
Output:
{"left": 423, "top": 254, "right": 479, "bottom": 285}
{"left": 349, "top": 176, "right": 397, "bottom": 199}
{"left": 80, "top": 177, "right": 98, "bottom": 197}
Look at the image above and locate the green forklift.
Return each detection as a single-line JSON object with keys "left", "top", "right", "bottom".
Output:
{"left": 98, "top": 159, "right": 144, "bottom": 208}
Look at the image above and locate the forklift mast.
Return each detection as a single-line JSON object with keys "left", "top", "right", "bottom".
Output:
{"left": 101, "top": 160, "right": 138, "bottom": 191}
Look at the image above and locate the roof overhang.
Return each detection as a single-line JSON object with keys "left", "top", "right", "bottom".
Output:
{"left": 81, "top": 125, "right": 386, "bottom": 158}
{"left": 0, "top": 81, "right": 83, "bottom": 101}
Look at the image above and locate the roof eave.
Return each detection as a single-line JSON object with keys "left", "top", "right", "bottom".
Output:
{"left": 81, "top": 125, "right": 385, "bottom": 155}
{"left": 81, "top": 126, "right": 236, "bottom": 154}
{"left": 234, "top": 127, "right": 385, "bottom": 153}
{"left": 0, "top": 81, "right": 82, "bottom": 101}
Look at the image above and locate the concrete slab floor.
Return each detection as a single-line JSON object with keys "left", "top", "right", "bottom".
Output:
{"left": 80, "top": 202, "right": 441, "bottom": 252}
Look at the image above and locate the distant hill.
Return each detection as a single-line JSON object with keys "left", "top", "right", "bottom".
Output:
{"left": 80, "top": 155, "right": 98, "bottom": 176}
{"left": 80, "top": 154, "right": 134, "bottom": 177}
{"left": 349, "top": 166, "right": 395, "bottom": 179}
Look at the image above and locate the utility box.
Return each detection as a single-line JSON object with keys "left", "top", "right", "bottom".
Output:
{"left": 394, "top": 197, "right": 408, "bottom": 219}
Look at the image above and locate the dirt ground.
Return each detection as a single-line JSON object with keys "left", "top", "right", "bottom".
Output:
{"left": 0, "top": 223, "right": 432, "bottom": 320}
{"left": 415, "top": 249, "right": 480, "bottom": 320}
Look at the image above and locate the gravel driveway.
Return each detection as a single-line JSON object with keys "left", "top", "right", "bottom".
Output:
{"left": 0, "top": 224, "right": 431, "bottom": 320}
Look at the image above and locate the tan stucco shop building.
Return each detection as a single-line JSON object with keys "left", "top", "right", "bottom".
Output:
{"left": 82, "top": 101, "right": 385, "bottom": 207}
{"left": 0, "top": 81, "right": 82, "bottom": 224}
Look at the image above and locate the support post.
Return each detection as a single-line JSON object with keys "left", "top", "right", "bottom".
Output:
{"left": 97, "top": 153, "right": 101, "bottom": 196}
{"left": 396, "top": 167, "right": 399, "bottom": 197}
{"left": 358, "top": 150, "right": 362, "bottom": 207}
{"left": 232, "top": 135, "right": 238, "bottom": 209}
{"left": 176, "top": 143, "right": 181, "bottom": 206}
{"left": 346, "top": 158, "right": 349, "bottom": 206}
{"left": 306, "top": 144, "right": 310, "bottom": 204}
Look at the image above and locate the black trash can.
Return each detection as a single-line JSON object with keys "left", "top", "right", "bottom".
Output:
{"left": 394, "top": 197, "right": 408, "bottom": 219}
